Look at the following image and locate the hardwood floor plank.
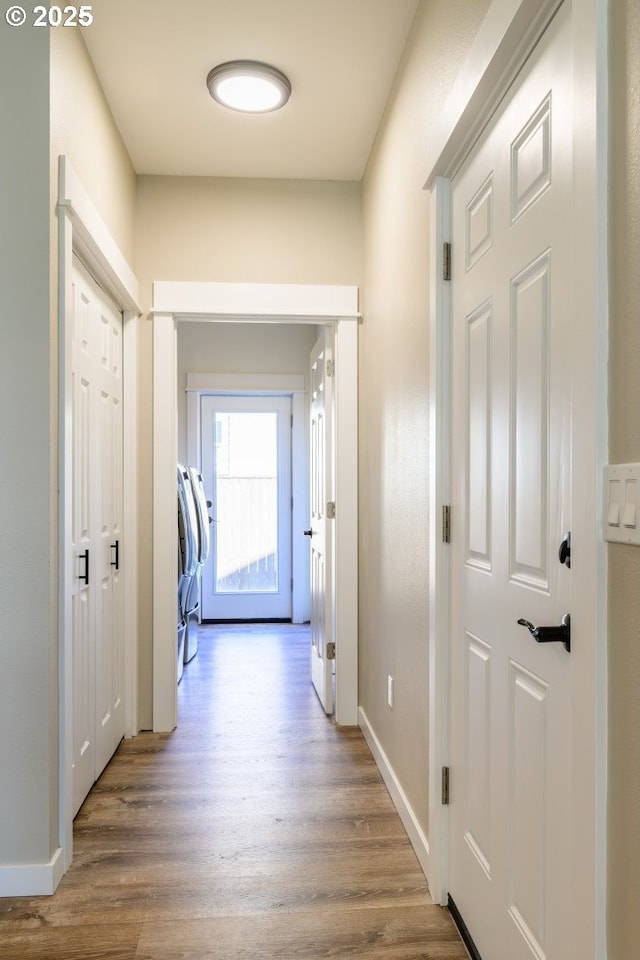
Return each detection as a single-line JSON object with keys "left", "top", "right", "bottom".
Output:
{"left": 0, "top": 922, "right": 143, "bottom": 960}
{"left": 134, "top": 906, "right": 468, "bottom": 960}
{"left": 0, "top": 624, "right": 465, "bottom": 959}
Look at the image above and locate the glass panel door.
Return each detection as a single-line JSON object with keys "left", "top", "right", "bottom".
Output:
{"left": 201, "top": 395, "right": 292, "bottom": 620}
{"left": 215, "top": 410, "right": 278, "bottom": 593}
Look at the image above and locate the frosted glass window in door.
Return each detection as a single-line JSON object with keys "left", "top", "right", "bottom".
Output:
{"left": 215, "top": 411, "right": 279, "bottom": 593}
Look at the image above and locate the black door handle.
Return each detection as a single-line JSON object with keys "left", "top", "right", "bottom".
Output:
{"left": 78, "top": 548, "right": 90, "bottom": 586}
{"left": 558, "top": 532, "right": 571, "bottom": 568}
{"left": 517, "top": 614, "right": 570, "bottom": 653}
{"left": 303, "top": 529, "right": 313, "bottom": 537}
{"left": 111, "top": 540, "right": 120, "bottom": 571}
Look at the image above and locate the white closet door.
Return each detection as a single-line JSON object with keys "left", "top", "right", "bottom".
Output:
{"left": 71, "top": 266, "right": 97, "bottom": 815}
{"left": 72, "top": 259, "right": 125, "bottom": 816}
{"left": 448, "top": 6, "right": 579, "bottom": 958}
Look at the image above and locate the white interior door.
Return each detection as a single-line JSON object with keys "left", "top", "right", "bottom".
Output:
{"left": 71, "top": 259, "right": 125, "bottom": 816}
{"left": 309, "top": 333, "right": 334, "bottom": 714}
{"left": 201, "top": 394, "right": 292, "bottom": 620}
{"left": 449, "top": 5, "right": 580, "bottom": 958}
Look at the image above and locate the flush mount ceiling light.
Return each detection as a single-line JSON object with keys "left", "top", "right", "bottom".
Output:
{"left": 206, "top": 60, "right": 291, "bottom": 113}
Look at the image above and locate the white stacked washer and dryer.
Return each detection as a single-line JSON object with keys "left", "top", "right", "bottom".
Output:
{"left": 177, "top": 464, "right": 212, "bottom": 681}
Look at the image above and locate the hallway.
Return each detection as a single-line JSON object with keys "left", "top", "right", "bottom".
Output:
{"left": 0, "top": 624, "right": 466, "bottom": 959}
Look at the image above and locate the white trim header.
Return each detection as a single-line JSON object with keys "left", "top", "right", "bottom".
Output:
{"left": 186, "top": 373, "right": 305, "bottom": 394}
{"left": 153, "top": 281, "right": 359, "bottom": 320}
{"left": 424, "top": 0, "right": 563, "bottom": 187}
{"left": 57, "top": 156, "right": 140, "bottom": 312}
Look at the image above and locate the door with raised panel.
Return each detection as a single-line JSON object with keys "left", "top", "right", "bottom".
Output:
{"left": 71, "top": 259, "right": 124, "bottom": 816}
{"left": 449, "top": 4, "right": 578, "bottom": 958}
{"left": 308, "top": 332, "right": 333, "bottom": 713}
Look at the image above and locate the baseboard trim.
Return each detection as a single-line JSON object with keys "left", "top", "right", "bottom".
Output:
{"left": 448, "top": 895, "right": 484, "bottom": 960}
{"left": 358, "top": 707, "right": 431, "bottom": 879}
{"left": 0, "top": 847, "right": 64, "bottom": 897}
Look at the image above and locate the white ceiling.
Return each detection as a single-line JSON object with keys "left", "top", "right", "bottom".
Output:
{"left": 83, "top": 0, "right": 419, "bottom": 181}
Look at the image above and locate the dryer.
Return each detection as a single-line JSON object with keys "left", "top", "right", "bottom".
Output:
{"left": 183, "top": 466, "right": 212, "bottom": 663}
{"left": 177, "top": 464, "right": 198, "bottom": 681}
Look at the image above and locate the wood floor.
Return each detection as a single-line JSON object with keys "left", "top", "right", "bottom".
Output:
{"left": 0, "top": 623, "right": 467, "bottom": 959}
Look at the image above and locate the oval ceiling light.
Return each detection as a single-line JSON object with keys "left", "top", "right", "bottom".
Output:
{"left": 206, "top": 60, "right": 291, "bottom": 113}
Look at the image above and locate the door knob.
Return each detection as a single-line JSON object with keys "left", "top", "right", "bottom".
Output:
{"left": 517, "top": 614, "right": 571, "bottom": 653}
{"left": 303, "top": 528, "right": 313, "bottom": 537}
{"left": 558, "top": 532, "right": 571, "bottom": 568}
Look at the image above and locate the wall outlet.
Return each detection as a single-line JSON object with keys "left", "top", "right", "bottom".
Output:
{"left": 387, "top": 675, "right": 394, "bottom": 709}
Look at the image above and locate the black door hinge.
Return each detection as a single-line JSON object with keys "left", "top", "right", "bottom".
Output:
{"left": 443, "top": 242, "right": 452, "bottom": 281}
{"left": 442, "top": 766, "right": 450, "bottom": 805}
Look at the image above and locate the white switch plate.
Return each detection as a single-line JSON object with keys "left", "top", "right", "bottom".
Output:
{"left": 603, "top": 463, "right": 640, "bottom": 545}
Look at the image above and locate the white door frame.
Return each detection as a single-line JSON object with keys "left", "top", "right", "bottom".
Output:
{"left": 425, "top": 3, "right": 608, "bottom": 957}
{"left": 57, "top": 156, "right": 140, "bottom": 874}
{"left": 186, "top": 373, "right": 310, "bottom": 624}
{"left": 152, "top": 282, "right": 359, "bottom": 731}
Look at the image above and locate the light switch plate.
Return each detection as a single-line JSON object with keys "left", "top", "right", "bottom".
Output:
{"left": 603, "top": 463, "right": 640, "bottom": 545}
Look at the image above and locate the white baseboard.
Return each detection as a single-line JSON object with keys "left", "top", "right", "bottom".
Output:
{"left": 358, "top": 706, "right": 431, "bottom": 881}
{"left": 0, "top": 847, "right": 64, "bottom": 897}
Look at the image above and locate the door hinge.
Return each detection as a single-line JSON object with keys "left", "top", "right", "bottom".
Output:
{"left": 443, "top": 242, "right": 452, "bottom": 281}
{"left": 326, "top": 501, "right": 336, "bottom": 519}
{"left": 326, "top": 641, "right": 336, "bottom": 660}
{"left": 326, "top": 358, "right": 335, "bottom": 377}
{"left": 441, "top": 766, "right": 450, "bottom": 805}
{"left": 442, "top": 505, "right": 451, "bottom": 543}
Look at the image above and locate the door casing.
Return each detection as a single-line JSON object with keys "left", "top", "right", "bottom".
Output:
{"left": 152, "top": 284, "right": 359, "bottom": 731}
{"left": 425, "top": 3, "right": 608, "bottom": 959}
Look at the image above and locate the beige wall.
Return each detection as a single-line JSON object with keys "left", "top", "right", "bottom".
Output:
{"left": 607, "top": 0, "right": 640, "bottom": 956}
{"left": 359, "top": 0, "right": 490, "bottom": 841}
{"left": 50, "top": 29, "right": 136, "bottom": 262}
{"left": 134, "top": 176, "right": 362, "bottom": 727}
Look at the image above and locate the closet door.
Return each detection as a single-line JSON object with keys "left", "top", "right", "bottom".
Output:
{"left": 71, "top": 259, "right": 125, "bottom": 816}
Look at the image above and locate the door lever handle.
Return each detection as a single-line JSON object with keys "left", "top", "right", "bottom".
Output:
{"left": 78, "top": 548, "right": 90, "bottom": 586}
{"left": 517, "top": 614, "right": 571, "bottom": 653}
{"left": 303, "top": 528, "right": 313, "bottom": 538}
{"left": 111, "top": 540, "right": 120, "bottom": 570}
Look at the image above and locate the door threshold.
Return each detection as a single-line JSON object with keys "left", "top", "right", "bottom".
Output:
{"left": 202, "top": 618, "right": 293, "bottom": 625}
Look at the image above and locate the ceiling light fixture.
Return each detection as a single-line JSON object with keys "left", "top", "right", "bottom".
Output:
{"left": 206, "top": 60, "right": 291, "bottom": 114}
